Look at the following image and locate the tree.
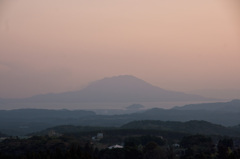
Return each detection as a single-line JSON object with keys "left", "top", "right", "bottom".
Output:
{"left": 217, "top": 138, "right": 234, "bottom": 159}
{"left": 180, "top": 135, "right": 215, "bottom": 159}
{"left": 143, "top": 142, "right": 167, "bottom": 159}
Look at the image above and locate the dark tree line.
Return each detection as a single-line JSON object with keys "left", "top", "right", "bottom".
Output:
{"left": 1, "top": 134, "right": 240, "bottom": 159}
{"left": 180, "top": 135, "right": 240, "bottom": 159}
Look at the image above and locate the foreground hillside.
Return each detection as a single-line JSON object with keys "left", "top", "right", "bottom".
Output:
{"left": 1, "top": 122, "right": 240, "bottom": 159}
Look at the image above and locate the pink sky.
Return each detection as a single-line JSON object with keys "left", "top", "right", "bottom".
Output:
{"left": 0, "top": 0, "right": 240, "bottom": 98}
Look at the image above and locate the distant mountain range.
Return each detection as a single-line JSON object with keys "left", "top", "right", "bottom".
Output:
{"left": 0, "top": 75, "right": 213, "bottom": 109}
{"left": 1, "top": 75, "right": 240, "bottom": 136}
{"left": 173, "top": 99, "right": 240, "bottom": 112}
{"left": 0, "top": 109, "right": 96, "bottom": 135}
{"left": 1, "top": 100, "right": 240, "bottom": 136}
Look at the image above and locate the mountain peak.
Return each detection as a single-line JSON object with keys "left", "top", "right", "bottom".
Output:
{"left": 77, "top": 75, "right": 209, "bottom": 102}
{"left": 92, "top": 75, "right": 147, "bottom": 85}
{"left": 105, "top": 75, "right": 139, "bottom": 79}
{"left": 2, "top": 75, "right": 211, "bottom": 108}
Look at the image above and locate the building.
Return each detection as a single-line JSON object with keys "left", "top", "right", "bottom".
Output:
{"left": 108, "top": 144, "right": 124, "bottom": 149}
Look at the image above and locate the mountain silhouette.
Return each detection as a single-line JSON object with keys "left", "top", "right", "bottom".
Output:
{"left": 13, "top": 75, "right": 210, "bottom": 103}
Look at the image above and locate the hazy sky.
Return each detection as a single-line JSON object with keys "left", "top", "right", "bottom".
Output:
{"left": 0, "top": 0, "right": 240, "bottom": 98}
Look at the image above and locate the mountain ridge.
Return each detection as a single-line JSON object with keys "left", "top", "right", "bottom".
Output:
{"left": 1, "top": 100, "right": 240, "bottom": 135}
{"left": 1, "top": 75, "right": 212, "bottom": 104}
{"left": 121, "top": 120, "right": 240, "bottom": 136}
{"left": 173, "top": 99, "right": 240, "bottom": 112}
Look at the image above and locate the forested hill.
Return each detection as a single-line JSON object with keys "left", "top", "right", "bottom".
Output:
{"left": 135, "top": 107, "right": 240, "bottom": 126}
{"left": 33, "top": 120, "right": 240, "bottom": 137}
{"left": 121, "top": 120, "right": 240, "bottom": 137}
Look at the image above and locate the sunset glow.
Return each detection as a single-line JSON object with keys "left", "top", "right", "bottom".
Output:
{"left": 0, "top": 0, "right": 240, "bottom": 98}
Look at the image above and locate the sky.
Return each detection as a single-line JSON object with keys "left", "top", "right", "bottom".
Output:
{"left": 0, "top": 0, "right": 240, "bottom": 99}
